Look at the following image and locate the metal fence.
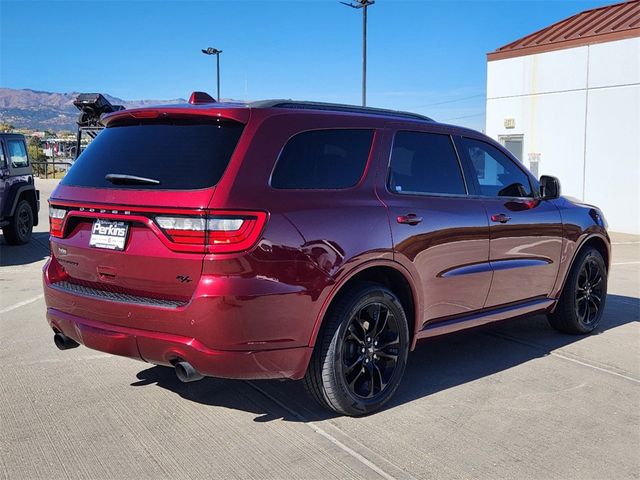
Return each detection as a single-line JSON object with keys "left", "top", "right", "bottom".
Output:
{"left": 31, "top": 160, "right": 73, "bottom": 179}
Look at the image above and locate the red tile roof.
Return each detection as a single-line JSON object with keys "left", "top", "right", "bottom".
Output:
{"left": 488, "top": 0, "right": 640, "bottom": 61}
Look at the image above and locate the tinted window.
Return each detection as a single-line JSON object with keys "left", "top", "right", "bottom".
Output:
{"left": 61, "top": 120, "right": 244, "bottom": 190}
{"left": 461, "top": 137, "right": 533, "bottom": 197}
{"left": 7, "top": 140, "right": 28, "bottom": 168}
{"left": 271, "top": 129, "right": 372, "bottom": 189}
{"left": 388, "top": 131, "right": 466, "bottom": 195}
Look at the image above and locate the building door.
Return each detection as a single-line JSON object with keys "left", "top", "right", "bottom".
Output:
{"left": 499, "top": 135, "right": 523, "bottom": 162}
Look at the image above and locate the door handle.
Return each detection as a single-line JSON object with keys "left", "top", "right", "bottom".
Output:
{"left": 491, "top": 213, "right": 512, "bottom": 223}
{"left": 397, "top": 214, "right": 423, "bottom": 225}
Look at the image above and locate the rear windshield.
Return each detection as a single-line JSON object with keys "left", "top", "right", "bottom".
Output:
{"left": 61, "top": 119, "right": 244, "bottom": 190}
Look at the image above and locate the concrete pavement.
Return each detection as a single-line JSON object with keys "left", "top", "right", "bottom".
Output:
{"left": 1, "top": 178, "right": 638, "bottom": 479}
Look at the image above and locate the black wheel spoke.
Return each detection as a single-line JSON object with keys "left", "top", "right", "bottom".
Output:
{"left": 576, "top": 298, "right": 587, "bottom": 321}
{"left": 354, "top": 312, "right": 370, "bottom": 335}
{"left": 377, "top": 334, "right": 399, "bottom": 351}
{"left": 588, "top": 263, "right": 599, "bottom": 283}
{"left": 376, "top": 350, "right": 398, "bottom": 362}
{"left": 366, "top": 364, "right": 375, "bottom": 398}
{"left": 372, "top": 363, "right": 387, "bottom": 392}
{"left": 346, "top": 324, "right": 365, "bottom": 345}
{"left": 344, "top": 355, "right": 364, "bottom": 377}
{"left": 577, "top": 271, "right": 588, "bottom": 288}
{"left": 347, "top": 367, "right": 366, "bottom": 388}
{"left": 372, "top": 306, "right": 389, "bottom": 339}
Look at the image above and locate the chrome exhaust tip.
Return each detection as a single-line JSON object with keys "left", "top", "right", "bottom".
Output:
{"left": 175, "top": 361, "right": 204, "bottom": 383}
{"left": 54, "top": 332, "right": 79, "bottom": 350}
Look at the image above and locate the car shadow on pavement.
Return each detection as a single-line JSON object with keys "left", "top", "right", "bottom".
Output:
{"left": 131, "top": 293, "right": 639, "bottom": 422}
{"left": 0, "top": 232, "right": 50, "bottom": 266}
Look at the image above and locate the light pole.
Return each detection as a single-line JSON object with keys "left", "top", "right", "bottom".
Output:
{"left": 201, "top": 47, "right": 223, "bottom": 101}
{"left": 340, "top": 0, "right": 374, "bottom": 107}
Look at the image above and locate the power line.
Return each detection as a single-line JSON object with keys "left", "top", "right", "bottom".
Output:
{"left": 411, "top": 94, "right": 485, "bottom": 109}
{"left": 441, "top": 112, "right": 485, "bottom": 121}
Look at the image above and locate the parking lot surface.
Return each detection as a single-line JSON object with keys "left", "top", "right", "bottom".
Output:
{"left": 1, "top": 179, "right": 638, "bottom": 479}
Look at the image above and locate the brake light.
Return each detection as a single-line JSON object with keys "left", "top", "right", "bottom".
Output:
{"left": 49, "top": 206, "right": 67, "bottom": 238}
{"left": 155, "top": 211, "right": 267, "bottom": 253}
{"left": 156, "top": 216, "right": 207, "bottom": 244}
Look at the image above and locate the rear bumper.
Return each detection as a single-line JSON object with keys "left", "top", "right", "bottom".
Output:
{"left": 46, "top": 307, "right": 312, "bottom": 380}
{"left": 42, "top": 253, "right": 319, "bottom": 380}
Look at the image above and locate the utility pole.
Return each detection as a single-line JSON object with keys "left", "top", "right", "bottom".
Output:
{"left": 201, "top": 47, "right": 223, "bottom": 101}
{"left": 340, "top": 0, "right": 374, "bottom": 107}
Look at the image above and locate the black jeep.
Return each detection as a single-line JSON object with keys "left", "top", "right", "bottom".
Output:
{"left": 0, "top": 133, "right": 40, "bottom": 245}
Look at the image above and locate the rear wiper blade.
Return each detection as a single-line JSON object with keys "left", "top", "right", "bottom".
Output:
{"left": 105, "top": 174, "right": 160, "bottom": 185}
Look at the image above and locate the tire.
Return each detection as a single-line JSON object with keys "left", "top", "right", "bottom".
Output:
{"left": 2, "top": 199, "right": 34, "bottom": 245}
{"left": 304, "top": 282, "right": 410, "bottom": 416}
{"left": 548, "top": 247, "right": 607, "bottom": 334}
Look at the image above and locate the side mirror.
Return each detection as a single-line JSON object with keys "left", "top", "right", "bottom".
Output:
{"left": 539, "top": 175, "right": 561, "bottom": 200}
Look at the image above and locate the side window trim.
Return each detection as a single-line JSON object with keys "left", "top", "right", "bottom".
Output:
{"left": 455, "top": 135, "right": 536, "bottom": 199}
{"left": 385, "top": 129, "right": 470, "bottom": 198}
{"left": 449, "top": 134, "right": 470, "bottom": 196}
{"left": 452, "top": 135, "right": 480, "bottom": 196}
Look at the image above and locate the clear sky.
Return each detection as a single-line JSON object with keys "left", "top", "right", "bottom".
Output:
{"left": 1, "top": 0, "right": 612, "bottom": 130}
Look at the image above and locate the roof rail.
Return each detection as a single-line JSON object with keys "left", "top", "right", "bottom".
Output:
{"left": 250, "top": 100, "right": 433, "bottom": 122}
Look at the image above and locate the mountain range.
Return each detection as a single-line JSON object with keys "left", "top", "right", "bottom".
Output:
{"left": 0, "top": 88, "right": 187, "bottom": 132}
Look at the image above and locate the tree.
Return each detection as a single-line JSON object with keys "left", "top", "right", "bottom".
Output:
{"left": 0, "top": 122, "right": 15, "bottom": 132}
{"left": 27, "top": 136, "right": 47, "bottom": 176}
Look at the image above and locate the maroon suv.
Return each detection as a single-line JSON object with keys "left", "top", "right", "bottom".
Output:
{"left": 43, "top": 97, "right": 610, "bottom": 415}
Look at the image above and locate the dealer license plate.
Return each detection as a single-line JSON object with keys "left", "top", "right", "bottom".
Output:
{"left": 89, "top": 219, "right": 129, "bottom": 251}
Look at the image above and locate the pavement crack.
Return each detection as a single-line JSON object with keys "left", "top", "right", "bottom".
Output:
{"left": 484, "top": 331, "right": 640, "bottom": 383}
{"left": 245, "top": 381, "right": 414, "bottom": 480}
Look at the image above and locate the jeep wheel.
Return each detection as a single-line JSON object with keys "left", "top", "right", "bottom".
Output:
{"left": 3, "top": 200, "right": 34, "bottom": 245}
{"left": 304, "top": 282, "right": 409, "bottom": 416}
{"left": 548, "top": 247, "right": 607, "bottom": 334}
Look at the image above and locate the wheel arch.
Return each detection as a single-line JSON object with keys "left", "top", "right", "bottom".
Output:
{"left": 3, "top": 183, "right": 39, "bottom": 226}
{"left": 579, "top": 234, "right": 610, "bottom": 272}
{"left": 309, "top": 261, "right": 421, "bottom": 351}
{"left": 553, "top": 232, "right": 610, "bottom": 306}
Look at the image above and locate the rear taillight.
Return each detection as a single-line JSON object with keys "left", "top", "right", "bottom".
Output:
{"left": 49, "top": 206, "right": 67, "bottom": 238}
{"left": 155, "top": 211, "right": 267, "bottom": 253}
{"left": 156, "top": 216, "right": 207, "bottom": 244}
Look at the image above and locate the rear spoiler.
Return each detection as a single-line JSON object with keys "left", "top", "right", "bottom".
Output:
{"left": 102, "top": 106, "right": 251, "bottom": 126}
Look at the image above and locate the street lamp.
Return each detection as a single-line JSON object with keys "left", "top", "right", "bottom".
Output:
{"left": 201, "top": 47, "right": 223, "bottom": 101}
{"left": 340, "top": 0, "right": 374, "bottom": 107}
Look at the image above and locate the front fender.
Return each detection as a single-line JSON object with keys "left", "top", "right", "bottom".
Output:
{"left": 550, "top": 197, "right": 611, "bottom": 300}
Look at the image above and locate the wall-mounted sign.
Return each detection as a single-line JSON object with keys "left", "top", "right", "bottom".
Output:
{"left": 504, "top": 118, "right": 516, "bottom": 129}
{"left": 528, "top": 153, "right": 541, "bottom": 178}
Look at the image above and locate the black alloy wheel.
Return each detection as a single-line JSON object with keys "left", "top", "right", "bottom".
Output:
{"left": 3, "top": 200, "right": 34, "bottom": 245}
{"left": 341, "top": 302, "right": 401, "bottom": 399}
{"left": 548, "top": 247, "right": 607, "bottom": 334}
{"left": 575, "top": 257, "right": 604, "bottom": 325}
{"left": 304, "top": 282, "right": 409, "bottom": 416}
